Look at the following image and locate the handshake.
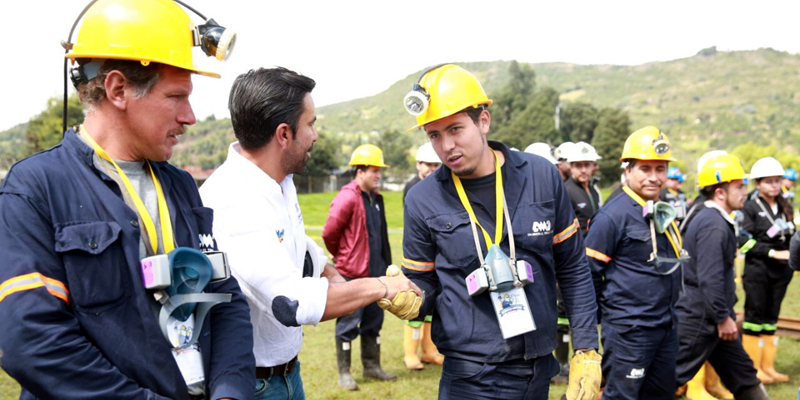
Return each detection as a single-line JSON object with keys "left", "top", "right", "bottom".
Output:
{"left": 377, "top": 265, "right": 423, "bottom": 320}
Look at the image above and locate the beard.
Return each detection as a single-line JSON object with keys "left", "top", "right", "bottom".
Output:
{"left": 282, "top": 141, "right": 312, "bottom": 175}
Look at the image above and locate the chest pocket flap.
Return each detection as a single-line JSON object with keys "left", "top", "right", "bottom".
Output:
{"left": 55, "top": 221, "right": 129, "bottom": 311}
{"left": 426, "top": 213, "right": 478, "bottom": 268}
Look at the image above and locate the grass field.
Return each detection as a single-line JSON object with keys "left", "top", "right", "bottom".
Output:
{"left": 4, "top": 190, "right": 800, "bottom": 399}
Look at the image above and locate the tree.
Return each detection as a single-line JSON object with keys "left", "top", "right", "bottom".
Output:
{"left": 376, "top": 129, "right": 415, "bottom": 179}
{"left": 559, "top": 102, "right": 599, "bottom": 143}
{"left": 25, "top": 95, "right": 84, "bottom": 156}
{"left": 591, "top": 108, "right": 631, "bottom": 185}
{"left": 490, "top": 60, "right": 536, "bottom": 128}
{"left": 492, "top": 88, "right": 560, "bottom": 149}
{"left": 304, "top": 130, "right": 343, "bottom": 176}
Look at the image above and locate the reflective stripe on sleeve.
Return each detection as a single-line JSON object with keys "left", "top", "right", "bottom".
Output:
{"left": 402, "top": 258, "right": 435, "bottom": 272}
{"left": 585, "top": 248, "right": 612, "bottom": 263}
{"left": 0, "top": 272, "right": 70, "bottom": 305}
{"left": 553, "top": 218, "right": 579, "bottom": 245}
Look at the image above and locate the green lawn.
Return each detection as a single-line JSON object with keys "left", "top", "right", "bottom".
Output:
{"left": 4, "top": 190, "right": 800, "bottom": 399}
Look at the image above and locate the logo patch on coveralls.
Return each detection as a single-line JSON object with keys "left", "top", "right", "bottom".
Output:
{"left": 626, "top": 367, "right": 645, "bottom": 379}
{"left": 276, "top": 229, "right": 285, "bottom": 243}
{"left": 577, "top": 202, "right": 587, "bottom": 209}
{"left": 528, "top": 220, "right": 552, "bottom": 237}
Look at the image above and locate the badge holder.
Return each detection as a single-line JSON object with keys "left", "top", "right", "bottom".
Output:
{"left": 464, "top": 196, "right": 536, "bottom": 339}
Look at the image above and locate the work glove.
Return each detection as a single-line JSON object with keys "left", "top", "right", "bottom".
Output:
{"left": 377, "top": 265, "right": 422, "bottom": 320}
{"left": 566, "top": 349, "right": 602, "bottom": 400}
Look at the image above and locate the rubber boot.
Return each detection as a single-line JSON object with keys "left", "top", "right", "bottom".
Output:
{"left": 686, "top": 364, "right": 719, "bottom": 400}
{"left": 551, "top": 333, "right": 570, "bottom": 385}
{"left": 742, "top": 334, "right": 774, "bottom": 385}
{"left": 735, "top": 383, "right": 771, "bottom": 400}
{"left": 420, "top": 322, "right": 444, "bottom": 365}
{"left": 361, "top": 335, "right": 397, "bottom": 381}
{"left": 760, "top": 335, "right": 790, "bottom": 383}
{"left": 705, "top": 362, "right": 733, "bottom": 399}
{"left": 336, "top": 340, "right": 358, "bottom": 391}
{"left": 403, "top": 324, "right": 424, "bottom": 370}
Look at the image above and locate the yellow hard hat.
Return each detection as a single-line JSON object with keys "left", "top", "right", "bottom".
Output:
{"left": 620, "top": 126, "right": 677, "bottom": 162}
{"left": 66, "top": 0, "right": 225, "bottom": 78}
{"left": 349, "top": 144, "right": 389, "bottom": 168}
{"left": 405, "top": 64, "right": 493, "bottom": 130}
{"left": 697, "top": 154, "right": 746, "bottom": 187}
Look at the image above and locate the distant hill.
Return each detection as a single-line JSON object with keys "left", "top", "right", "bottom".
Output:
{"left": 316, "top": 48, "right": 800, "bottom": 154}
{"left": 4, "top": 48, "right": 800, "bottom": 172}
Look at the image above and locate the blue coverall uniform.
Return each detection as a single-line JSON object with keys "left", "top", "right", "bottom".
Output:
{"left": 585, "top": 188, "right": 682, "bottom": 400}
{"left": 403, "top": 141, "right": 598, "bottom": 400}
{"left": 675, "top": 203, "right": 760, "bottom": 395}
{"left": 0, "top": 130, "right": 255, "bottom": 400}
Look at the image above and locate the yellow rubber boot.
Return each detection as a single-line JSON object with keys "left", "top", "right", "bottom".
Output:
{"left": 742, "top": 334, "right": 775, "bottom": 385}
{"left": 420, "top": 322, "right": 444, "bottom": 365}
{"left": 704, "top": 362, "right": 733, "bottom": 400}
{"left": 686, "top": 364, "right": 720, "bottom": 400}
{"left": 403, "top": 324, "right": 424, "bottom": 370}
{"left": 761, "top": 334, "right": 790, "bottom": 383}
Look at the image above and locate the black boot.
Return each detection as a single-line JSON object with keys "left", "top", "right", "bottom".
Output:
{"left": 736, "top": 384, "right": 770, "bottom": 400}
{"left": 551, "top": 332, "right": 570, "bottom": 385}
{"left": 361, "top": 335, "right": 397, "bottom": 381}
{"left": 336, "top": 339, "right": 358, "bottom": 390}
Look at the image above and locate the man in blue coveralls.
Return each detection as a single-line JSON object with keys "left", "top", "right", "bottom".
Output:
{"left": 401, "top": 64, "right": 601, "bottom": 400}
{"left": 585, "top": 126, "right": 684, "bottom": 399}
{"left": 0, "top": 1, "right": 254, "bottom": 399}
{"left": 676, "top": 153, "right": 769, "bottom": 400}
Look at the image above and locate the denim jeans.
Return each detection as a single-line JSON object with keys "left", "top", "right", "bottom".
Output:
{"left": 254, "top": 361, "right": 305, "bottom": 400}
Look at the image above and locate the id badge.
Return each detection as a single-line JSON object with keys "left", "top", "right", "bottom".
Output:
{"left": 490, "top": 287, "right": 536, "bottom": 339}
{"left": 168, "top": 316, "right": 205, "bottom": 386}
{"left": 767, "top": 223, "right": 780, "bottom": 238}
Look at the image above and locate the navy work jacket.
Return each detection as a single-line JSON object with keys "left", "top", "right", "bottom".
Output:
{"left": 677, "top": 204, "right": 737, "bottom": 325}
{"left": 585, "top": 188, "right": 682, "bottom": 328}
{"left": 402, "top": 141, "right": 598, "bottom": 363}
{"left": 0, "top": 130, "right": 255, "bottom": 400}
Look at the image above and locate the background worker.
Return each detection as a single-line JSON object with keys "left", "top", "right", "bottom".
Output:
{"left": 403, "top": 142, "right": 442, "bottom": 202}
{"left": 741, "top": 157, "right": 795, "bottom": 385}
{"left": 401, "top": 64, "right": 600, "bottom": 400}
{"left": 402, "top": 142, "right": 445, "bottom": 370}
{"left": 323, "top": 144, "right": 396, "bottom": 390}
{"left": 0, "top": 1, "right": 258, "bottom": 398}
{"left": 585, "top": 126, "right": 684, "bottom": 400}
{"left": 565, "top": 141, "right": 603, "bottom": 235}
{"left": 524, "top": 142, "right": 558, "bottom": 164}
{"left": 675, "top": 153, "right": 769, "bottom": 400}
{"left": 660, "top": 166, "right": 688, "bottom": 212}
{"left": 201, "top": 67, "right": 422, "bottom": 399}
{"left": 555, "top": 141, "right": 576, "bottom": 181}
{"left": 782, "top": 168, "right": 796, "bottom": 197}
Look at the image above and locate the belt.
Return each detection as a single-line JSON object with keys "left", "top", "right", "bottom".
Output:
{"left": 256, "top": 356, "right": 298, "bottom": 380}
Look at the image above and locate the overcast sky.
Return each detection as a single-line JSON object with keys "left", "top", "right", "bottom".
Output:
{"left": 1, "top": 0, "right": 799, "bottom": 132}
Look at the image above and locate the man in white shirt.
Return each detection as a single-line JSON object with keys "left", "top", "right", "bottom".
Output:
{"left": 200, "top": 67, "right": 422, "bottom": 400}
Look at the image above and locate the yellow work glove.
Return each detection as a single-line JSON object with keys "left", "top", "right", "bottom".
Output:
{"left": 378, "top": 289, "right": 422, "bottom": 320}
{"left": 566, "top": 349, "right": 602, "bottom": 400}
{"left": 377, "top": 264, "right": 422, "bottom": 320}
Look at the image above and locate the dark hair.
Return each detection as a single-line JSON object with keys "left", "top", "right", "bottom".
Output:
{"left": 351, "top": 165, "right": 369, "bottom": 178}
{"left": 700, "top": 182, "right": 730, "bottom": 199}
{"left": 76, "top": 59, "right": 162, "bottom": 107}
{"left": 462, "top": 106, "right": 486, "bottom": 125}
{"left": 228, "top": 67, "right": 316, "bottom": 150}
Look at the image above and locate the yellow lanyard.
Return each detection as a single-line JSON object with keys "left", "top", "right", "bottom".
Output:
{"left": 622, "top": 185, "right": 682, "bottom": 256}
{"left": 80, "top": 125, "right": 175, "bottom": 255}
{"left": 667, "top": 188, "right": 678, "bottom": 197}
{"left": 452, "top": 151, "right": 504, "bottom": 249}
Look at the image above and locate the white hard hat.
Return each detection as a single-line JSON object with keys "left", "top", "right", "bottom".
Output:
{"left": 697, "top": 150, "right": 727, "bottom": 174}
{"left": 524, "top": 142, "right": 557, "bottom": 164}
{"left": 567, "top": 141, "right": 602, "bottom": 163}
{"left": 554, "top": 142, "right": 575, "bottom": 161}
{"left": 750, "top": 157, "right": 785, "bottom": 180}
{"left": 415, "top": 142, "right": 441, "bottom": 163}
